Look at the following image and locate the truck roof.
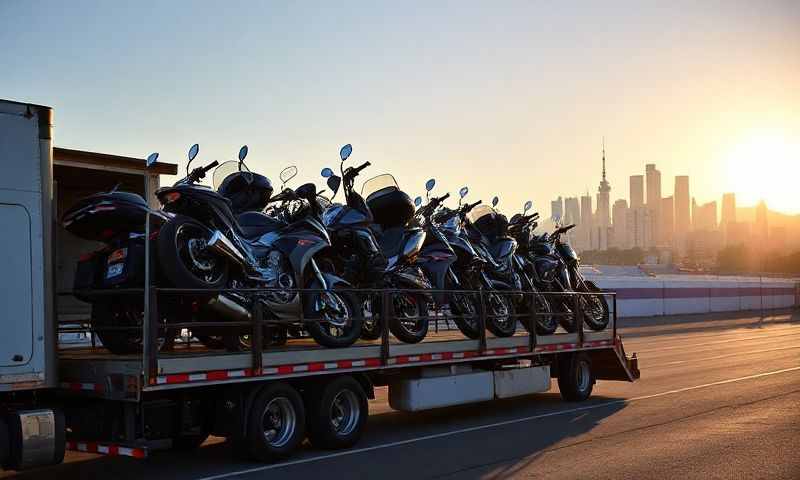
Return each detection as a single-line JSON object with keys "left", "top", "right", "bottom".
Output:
{"left": 54, "top": 147, "right": 177, "bottom": 175}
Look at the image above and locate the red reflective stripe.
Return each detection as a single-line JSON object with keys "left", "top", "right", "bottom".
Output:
{"left": 166, "top": 373, "right": 189, "bottom": 384}
{"left": 108, "top": 445, "right": 119, "bottom": 455}
{"left": 308, "top": 363, "right": 325, "bottom": 372}
{"left": 440, "top": 352, "right": 453, "bottom": 360}
{"left": 130, "top": 448, "right": 147, "bottom": 459}
{"left": 365, "top": 358, "right": 381, "bottom": 367}
{"left": 277, "top": 365, "right": 293, "bottom": 374}
{"left": 206, "top": 371, "right": 228, "bottom": 381}
{"left": 337, "top": 360, "right": 353, "bottom": 369}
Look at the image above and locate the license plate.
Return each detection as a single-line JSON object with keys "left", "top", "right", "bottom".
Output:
{"left": 106, "top": 263, "right": 125, "bottom": 279}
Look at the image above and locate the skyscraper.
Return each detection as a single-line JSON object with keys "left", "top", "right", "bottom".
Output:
{"left": 612, "top": 199, "right": 628, "bottom": 248}
{"left": 674, "top": 176, "right": 690, "bottom": 251}
{"left": 755, "top": 200, "right": 768, "bottom": 244}
{"left": 550, "top": 196, "right": 564, "bottom": 222}
{"left": 645, "top": 164, "right": 661, "bottom": 245}
{"left": 661, "top": 196, "right": 674, "bottom": 247}
{"left": 580, "top": 194, "right": 594, "bottom": 250}
{"left": 595, "top": 139, "right": 611, "bottom": 250}
{"left": 721, "top": 193, "right": 736, "bottom": 244}
{"left": 692, "top": 198, "right": 717, "bottom": 231}
{"left": 629, "top": 175, "right": 644, "bottom": 209}
{"left": 564, "top": 197, "right": 580, "bottom": 226}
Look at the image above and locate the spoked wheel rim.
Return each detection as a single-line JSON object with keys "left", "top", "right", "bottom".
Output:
{"left": 261, "top": 397, "right": 297, "bottom": 448}
{"left": 316, "top": 292, "right": 353, "bottom": 338}
{"left": 533, "top": 294, "right": 556, "bottom": 331}
{"left": 329, "top": 390, "right": 361, "bottom": 436}
{"left": 487, "top": 293, "right": 515, "bottom": 332}
{"left": 393, "top": 294, "right": 426, "bottom": 335}
{"left": 174, "top": 223, "right": 225, "bottom": 285}
{"left": 451, "top": 293, "right": 478, "bottom": 329}
{"left": 582, "top": 295, "right": 607, "bottom": 326}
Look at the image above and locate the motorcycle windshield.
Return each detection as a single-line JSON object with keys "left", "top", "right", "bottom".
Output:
{"left": 361, "top": 174, "right": 400, "bottom": 199}
{"left": 466, "top": 205, "right": 496, "bottom": 225}
{"left": 213, "top": 161, "right": 251, "bottom": 190}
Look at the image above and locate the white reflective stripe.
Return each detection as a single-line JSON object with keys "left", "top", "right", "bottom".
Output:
{"left": 453, "top": 352, "right": 465, "bottom": 359}
{"left": 324, "top": 363, "right": 339, "bottom": 370}
{"left": 82, "top": 383, "right": 94, "bottom": 390}
{"left": 351, "top": 360, "right": 366, "bottom": 367}
{"left": 97, "top": 445, "right": 109, "bottom": 454}
{"left": 77, "top": 442, "right": 88, "bottom": 452}
{"left": 118, "top": 447, "right": 135, "bottom": 457}
{"left": 293, "top": 365, "right": 309, "bottom": 372}
{"left": 431, "top": 354, "right": 442, "bottom": 360}
{"left": 386, "top": 358, "right": 397, "bottom": 365}
{"left": 408, "top": 356, "right": 420, "bottom": 362}
{"left": 262, "top": 367, "right": 278, "bottom": 375}
{"left": 228, "top": 370, "right": 247, "bottom": 377}
{"left": 156, "top": 377, "right": 168, "bottom": 385}
{"left": 189, "top": 373, "right": 207, "bottom": 382}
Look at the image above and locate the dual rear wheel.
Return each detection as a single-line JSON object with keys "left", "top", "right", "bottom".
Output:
{"left": 241, "top": 376, "right": 369, "bottom": 462}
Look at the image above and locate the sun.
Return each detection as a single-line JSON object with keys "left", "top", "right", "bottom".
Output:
{"left": 723, "top": 129, "right": 800, "bottom": 214}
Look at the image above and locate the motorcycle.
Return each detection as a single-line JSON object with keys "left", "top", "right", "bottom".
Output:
{"left": 320, "top": 144, "right": 431, "bottom": 344}
{"left": 62, "top": 152, "right": 176, "bottom": 354}
{"left": 154, "top": 144, "right": 363, "bottom": 348}
{"left": 526, "top": 220, "right": 609, "bottom": 332}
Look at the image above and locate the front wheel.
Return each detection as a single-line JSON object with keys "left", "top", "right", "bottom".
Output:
{"left": 304, "top": 288, "right": 363, "bottom": 348}
{"left": 388, "top": 293, "right": 429, "bottom": 344}
{"left": 582, "top": 281, "right": 610, "bottom": 331}
{"left": 158, "top": 215, "right": 229, "bottom": 290}
{"left": 521, "top": 291, "right": 557, "bottom": 335}
{"left": 485, "top": 292, "right": 517, "bottom": 337}
{"left": 449, "top": 292, "right": 481, "bottom": 339}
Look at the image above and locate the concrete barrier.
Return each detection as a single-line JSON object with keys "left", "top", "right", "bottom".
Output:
{"left": 585, "top": 272, "right": 799, "bottom": 318}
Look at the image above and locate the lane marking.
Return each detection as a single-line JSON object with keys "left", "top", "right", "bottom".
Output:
{"left": 193, "top": 365, "right": 800, "bottom": 480}
{"left": 646, "top": 345, "right": 800, "bottom": 368}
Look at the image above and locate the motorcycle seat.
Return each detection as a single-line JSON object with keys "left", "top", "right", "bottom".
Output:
{"left": 237, "top": 211, "right": 284, "bottom": 239}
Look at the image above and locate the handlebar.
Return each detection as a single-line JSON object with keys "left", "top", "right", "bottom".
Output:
{"left": 186, "top": 160, "right": 220, "bottom": 184}
{"left": 347, "top": 161, "right": 371, "bottom": 178}
{"left": 463, "top": 200, "right": 482, "bottom": 213}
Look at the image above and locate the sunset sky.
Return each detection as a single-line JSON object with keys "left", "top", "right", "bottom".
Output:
{"left": 3, "top": 1, "right": 798, "bottom": 215}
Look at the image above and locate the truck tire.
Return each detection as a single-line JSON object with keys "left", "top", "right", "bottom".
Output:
{"left": 246, "top": 383, "right": 306, "bottom": 462}
{"left": 307, "top": 376, "right": 368, "bottom": 450}
{"left": 557, "top": 353, "right": 594, "bottom": 402}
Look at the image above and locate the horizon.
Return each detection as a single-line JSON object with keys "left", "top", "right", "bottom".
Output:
{"left": 2, "top": 1, "right": 798, "bottom": 215}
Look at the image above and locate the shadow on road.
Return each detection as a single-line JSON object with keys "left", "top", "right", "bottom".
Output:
{"left": 5, "top": 392, "right": 627, "bottom": 480}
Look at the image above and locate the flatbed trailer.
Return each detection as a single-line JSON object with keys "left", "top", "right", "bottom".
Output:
{"left": 0, "top": 98, "right": 638, "bottom": 469}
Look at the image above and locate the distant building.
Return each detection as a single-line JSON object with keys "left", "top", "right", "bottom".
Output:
{"left": 721, "top": 192, "right": 736, "bottom": 244}
{"left": 726, "top": 221, "right": 750, "bottom": 247}
{"left": 754, "top": 200, "right": 768, "bottom": 245}
{"left": 686, "top": 230, "right": 723, "bottom": 268}
{"left": 550, "top": 196, "right": 564, "bottom": 222}
{"left": 630, "top": 175, "right": 644, "bottom": 209}
{"left": 674, "top": 175, "right": 690, "bottom": 252}
{"left": 769, "top": 226, "right": 787, "bottom": 251}
{"left": 660, "top": 195, "right": 674, "bottom": 248}
{"left": 579, "top": 194, "right": 594, "bottom": 250}
{"left": 595, "top": 141, "right": 611, "bottom": 250}
{"left": 626, "top": 206, "right": 651, "bottom": 249}
{"left": 564, "top": 197, "right": 580, "bottom": 225}
{"left": 612, "top": 199, "right": 629, "bottom": 248}
{"left": 645, "top": 164, "right": 661, "bottom": 246}
{"left": 692, "top": 198, "right": 717, "bottom": 232}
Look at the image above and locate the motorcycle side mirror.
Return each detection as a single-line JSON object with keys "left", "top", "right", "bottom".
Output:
{"left": 321, "top": 167, "right": 334, "bottom": 178}
{"left": 524, "top": 200, "right": 532, "bottom": 214}
{"left": 492, "top": 196, "right": 499, "bottom": 208}
{"left": 188, "top": 144, "right": 199, "bottom": 161}
{"left": 280, "top": 165, "right": 298, "bottom": 188}
{"left": 414, "top": 196, "right": 423, "bottom": 207}
{"left": 145, "top": 152, "right": 159, "bottom": 168}
{"left": 326, "top": 175, "right": 342, "bottom": 197}
{"left": 458, "top": 186, "right": 469, "bottom": 205}
{"left": 238, "top": 145, "right": 248, "bottom": 162}
{"left": 340, "top": 144, "right": 352, "bottom": 162}
{"left": 425, "top": 179, "right": 436, "bottom": 192}
{"left": 186, "top": 143, "right": 199, "bottom": 175}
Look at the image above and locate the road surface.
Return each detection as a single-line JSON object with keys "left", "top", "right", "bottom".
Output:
{"left": 6, "top": 310, "right": 800, "bottom": 479}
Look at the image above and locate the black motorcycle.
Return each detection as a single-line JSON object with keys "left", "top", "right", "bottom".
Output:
{"left": 320, "top": 144, "right": 431, "bottom": 344}
{"left": 154, "top": 144, "right": 363, "bottom": 348}
{"left": 62, "top": 152, "right": 176, "bottom": 354}
{"left": 527, "top": 222, "right": 609, "bottom": 332}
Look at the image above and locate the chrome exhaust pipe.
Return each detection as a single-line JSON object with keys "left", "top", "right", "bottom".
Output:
{"left": 207, "top": 230, "right": 246, "bottom": 267}
{"left": 206, "top": 294, "right": 252, "bottom": 322}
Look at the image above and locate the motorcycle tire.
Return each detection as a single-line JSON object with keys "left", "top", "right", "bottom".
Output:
{"left": 359, "top": 296, "right": 384, "bottom": 341}
{"left": 448, "top": 292, "right": 481, "bottom": 339}
{"left": 388, "top": 293, "right": 429, "bottom": 344}
{"left": 582, "top": 281, "right": 610, "bottom": 331}
{"left": 304, "top": 288, "right": 363, "bottom": 348}
{"left": 520, "top": 291, "right": 557, "bottom": 335}
{"left": 91, "top": 302, "right": 175, "bottom": 355}
{"left": 158, "top": 215, "right": 229, "bottom": 290}
{"left": 485, "top": 291, "right": 517, "bottom": 337}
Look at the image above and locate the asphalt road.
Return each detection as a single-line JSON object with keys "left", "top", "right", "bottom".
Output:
{"left": 7, "top": 309, "right": 800, "bottom": 479}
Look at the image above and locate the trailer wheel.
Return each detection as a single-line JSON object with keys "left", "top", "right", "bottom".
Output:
{"left": 246, "top": 383, "right": 306, "bottom": 462}
{"left": 557, "top": 353, "right": 594, "bottom": 402}
{"left": 307, "top": 376, "right": 368, "bottom": 449}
